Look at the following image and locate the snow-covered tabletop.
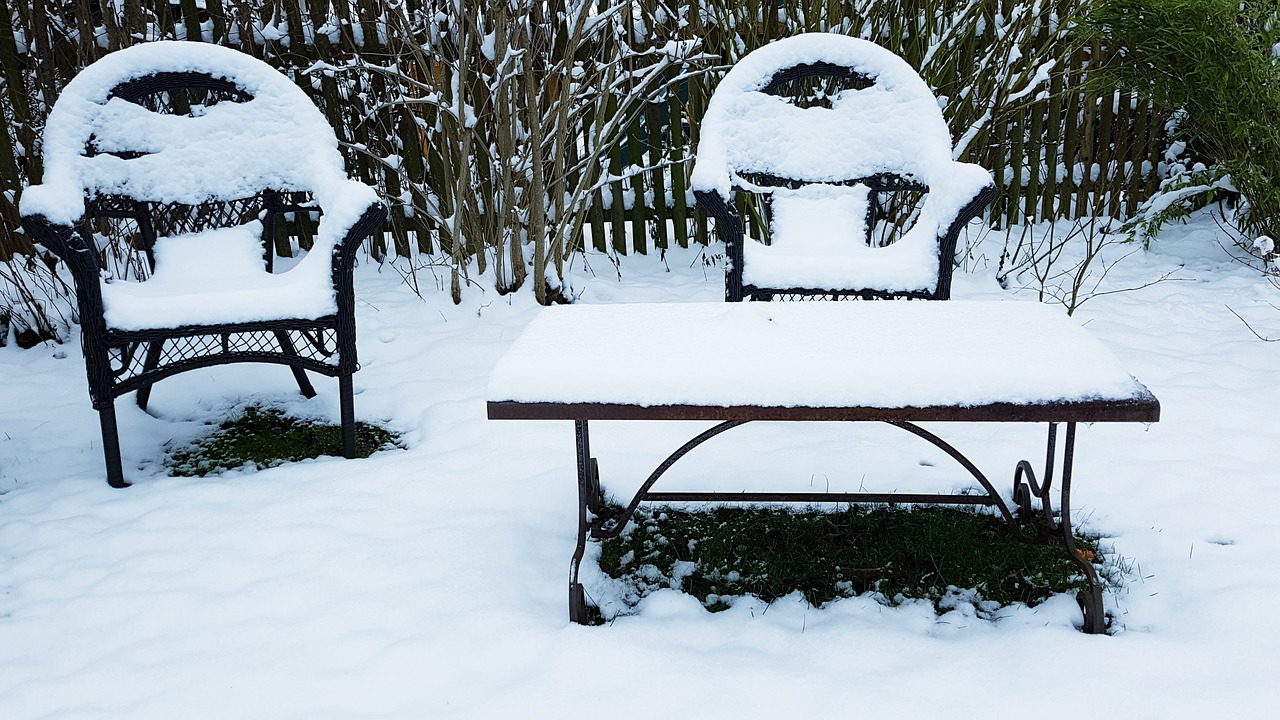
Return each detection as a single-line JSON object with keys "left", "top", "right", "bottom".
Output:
{"left": 487, "top": 301, "right": 1159, "bottom": 421}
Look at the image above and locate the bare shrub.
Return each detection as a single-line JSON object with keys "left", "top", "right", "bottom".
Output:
{"left": 334, "top": 1, "right": 711, "bottom": 304}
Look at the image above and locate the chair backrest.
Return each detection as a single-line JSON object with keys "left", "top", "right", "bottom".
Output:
{"left": 22, "top": 41, "right": 377, "bottom": 280}
{"left": 691, "top": 34, "right": 994, "bottom": 301}
{"left": 692, "top": 35, "right": 957, "bottom": 194}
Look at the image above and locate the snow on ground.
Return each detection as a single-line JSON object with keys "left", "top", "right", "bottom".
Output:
{"left": 2, "top": 214, "right": 1278, "bottom": 718}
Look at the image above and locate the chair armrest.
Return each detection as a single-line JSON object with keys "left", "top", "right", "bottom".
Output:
{"left": 332, "top": 200, "right": 388, "bottom": 267}
{"left": 329, "top": 199, "right": 388, "bottom": 312}
{"left": 19, "top": 211, "right": 105, "bottom": 285}
{"left": 934, "top": 181, "right": 996, "bottom": 300}
{"left": 19, "top": 211, "right": 112, "bottom": 345}
{"left": 953, "top": 182, "right": 997, "bottom": 229}
{"left": 694, "top": 189, "right": 747, "bottom": 302}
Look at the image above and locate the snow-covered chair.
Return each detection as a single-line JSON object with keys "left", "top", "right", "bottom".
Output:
{"left": 692, "top": 34, "right": 995, "bottom": 301}
{"left": 20, "top": 42, "right": 386, "bottom": 488}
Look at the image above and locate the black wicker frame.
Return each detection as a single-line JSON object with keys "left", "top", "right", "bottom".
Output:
{"left": 695, "top": 62, "right": 996, "bottom": 302}
{"left": 22, "top": 70, "right": 387, "bottom": 488}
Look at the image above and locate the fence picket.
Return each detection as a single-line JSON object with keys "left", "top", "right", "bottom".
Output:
{"left": 0, "top": 5, "right": 28, "bottom": 208}
{"left": 686, "top": 74, "right": 710, "bottom": 247}
{"left": 1094, "top": 76, "right": 1115, "bottom": 218}
{"left": 668, "top": 74, "right": 690, "bottom": 249}
{"left": 1041, "top": 68, "right": 1063, "bottom": 220}
{"left": 627, "top": 108, "right": 648, "bottom": 254}
{"left": 607, "top": 97, "right": 628, "bottom": 254}
{"left": 1112, "top": 87, "right": 1133, "bottom": 219}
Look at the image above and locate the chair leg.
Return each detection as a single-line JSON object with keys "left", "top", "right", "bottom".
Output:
{"left": 340, "top": 373, "right": 356, "bottom": 459}
{"left": 273, "top": 330, "right": 317, "bottom": 398}
{"left": 135, "top": 339, "right": 165, "bottom": 412}
{"left": 98, "top": 403, "right": 130, "bottom": 489}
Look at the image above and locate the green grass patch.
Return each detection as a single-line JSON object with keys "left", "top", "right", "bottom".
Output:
{"left": 598, "top": 504, "right": 1104, "bottom": 615}
{"left": 165, "top": 406, "right": 399, "bottom": 477}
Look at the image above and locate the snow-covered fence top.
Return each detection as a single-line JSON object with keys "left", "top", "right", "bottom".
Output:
{"left": 21, "top": 41, "right": 376, "bottom": 232}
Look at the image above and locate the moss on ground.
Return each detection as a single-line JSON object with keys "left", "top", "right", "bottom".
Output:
{"left": 165, "top": 406, "right": 398, "bottom": 477}
{"left": 598, "top": 504, "right": 1103, "bottom": 614}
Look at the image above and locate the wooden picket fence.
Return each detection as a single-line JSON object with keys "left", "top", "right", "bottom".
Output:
{"left": 0, "top": 0, "right": 1168, "bottom": 264}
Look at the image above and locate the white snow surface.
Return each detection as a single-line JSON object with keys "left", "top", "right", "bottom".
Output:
{"left": 487, "top": 300, "right": 1147, "bottom": 408}
{"left": 690, "top": 33, "right": 992, "bottom": 293}
{"left": 22, "top": 41, "right": 375, "bottom": 222}
{"left": 743, "top": 183, "right": 945, "bottom": 291}
{"left": 19, "top": 41, "right": 380, "bottom": 329}
{"left": 100, "top": 222, "right": 338, "bottom": 329}
{"left": 690, "top": 33, "right": 990, "bottom": 197}
{"left": 3, "top": 214, "right": 1279, "bottom": 717}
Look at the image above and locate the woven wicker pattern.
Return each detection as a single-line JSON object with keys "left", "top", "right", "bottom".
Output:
{"left": 109, "top": 71, "right": 252, "bottom": 113}
{"left": 105, "top": 324, "right": 342, "bottom": 393}
{"left": 85, "top": 191, "right": 314, "bottom": 278}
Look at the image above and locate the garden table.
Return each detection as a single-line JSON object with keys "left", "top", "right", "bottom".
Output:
{"left": 486, "top": 301, "right": 1159, "bottom": 633}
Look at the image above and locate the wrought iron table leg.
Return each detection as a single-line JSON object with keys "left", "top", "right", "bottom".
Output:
{"left": 565, "top": 417, "right": 1109, "bottom": 632}
{"left": 569, "top": 419, "right": 594, "bottom": 624}
{"left": 1013, "top": 422, "right": 1106, "bottom": 633}
{"left": 1013, "top": 423, "right": 1063, "bottom": 531}
{"left": 1056, "top": 422, "right": 1106, "bottom": 634}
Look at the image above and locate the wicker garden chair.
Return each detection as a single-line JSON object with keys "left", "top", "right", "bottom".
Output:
{"left": 692, "top": 33, "right": 996, "bottom": 302}
{"left": 20, "top": 41, "right": 386, "bottom": 488}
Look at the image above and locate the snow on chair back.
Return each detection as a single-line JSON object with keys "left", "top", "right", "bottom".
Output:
{"left": 24, "top": 42, "right": 370, "bottom": 218}
{"left": 691, "top": 33, "right": 995, "bottom": 301}
{"left": 20, "top": 41, "right": 386, "bottom": 488}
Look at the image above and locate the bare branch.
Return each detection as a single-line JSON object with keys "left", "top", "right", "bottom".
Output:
{"left": 1226, "top": 304, "right": 1280, "bottom": 342}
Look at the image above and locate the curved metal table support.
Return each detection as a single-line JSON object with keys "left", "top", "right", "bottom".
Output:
{"left": 567, "top": 418, "right": 1107, "bottom": 633}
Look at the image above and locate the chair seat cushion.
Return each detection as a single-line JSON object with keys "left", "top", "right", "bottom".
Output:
{"left": 742, "top": 184, "right": 939, "bottom": 293}
{"left": 100, "top": 221, "right": 337, "bottom": 331}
